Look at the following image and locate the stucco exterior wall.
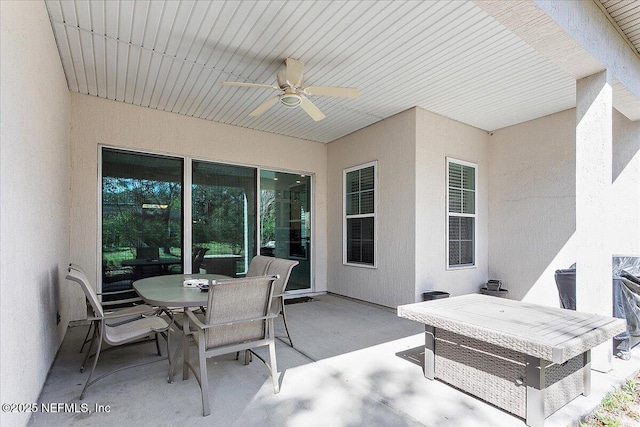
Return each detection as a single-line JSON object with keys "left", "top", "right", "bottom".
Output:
{"left": 534, "top": 0, "right": 640, "bottom": 98}
{"left": 415, "top": 108, "right": 490, "bottom": 300}
{"left": 488, "top": 108, "right": 639, "bottom": 306}
{"left": 69, "top": 94, "right": 328, "bottom": 320}
{"left": 326, "top": 110, "right": 416, "bottom": 308}
{"left": 612, "top": 110, "right": 640, "bottom": 255}
{"left": 0, "top": 1, "right": 71, "bottom": 425}
{"left": 488, "top": 109, "right": 576, "bottom": 304}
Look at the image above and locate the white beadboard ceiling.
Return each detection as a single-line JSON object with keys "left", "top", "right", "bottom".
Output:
{"left": 45, "top": 0, "right": 619, "bottom": 143}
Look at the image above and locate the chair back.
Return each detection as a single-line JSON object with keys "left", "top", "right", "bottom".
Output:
{"left": 204, "top": 276, "right": 277, "bottom": 349}
{"left": 247, "top": 255, "right": 275, "bottom": 277}
{"left": 136, "top": 246, "right": 159, "bottom": 260}
{"left": 66, "top": 268, "right": 104, "bottom": 318}
{"left": 265, "top": 258, "right": 299, "bottom": 315}
{"left": 192, "top": 247, "right": 209, "bottom": 273}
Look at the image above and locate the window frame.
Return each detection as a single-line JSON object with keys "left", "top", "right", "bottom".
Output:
{"left": 446, "top": 157, "right": 477, "bottom": 270}
{"left": 343, "top": 160, "right": 378, "bottom": 268}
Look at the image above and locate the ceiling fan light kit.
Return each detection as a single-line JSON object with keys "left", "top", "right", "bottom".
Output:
{"left": 280, "top": 93, "right": 302, "bottom": 108}
{"left": 221, "top": 58, "right": 359, "bottom": 121}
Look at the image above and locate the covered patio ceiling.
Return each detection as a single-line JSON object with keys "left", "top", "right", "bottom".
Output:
{"left": 45, "top": 0, "right": 640, "bottom": 144}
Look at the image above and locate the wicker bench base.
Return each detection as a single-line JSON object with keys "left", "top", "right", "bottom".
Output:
{"left": 398, "top": 295, "right": 624, "bottom": 427}
{"left": 433, "top": 329, "right": 587, "bottom": 424}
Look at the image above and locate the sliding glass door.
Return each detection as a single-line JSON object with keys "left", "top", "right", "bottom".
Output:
{"left": 260, "top": 170, "right": 312, "bottom": 292}
{"left": 101, "top": 148, "right": 312, "bottom": 292}
{"left": 101, "top": 149, "right": 183, "bottom": 283}
{"left": 192, "top": 161, "right": 256, "bottom": 276}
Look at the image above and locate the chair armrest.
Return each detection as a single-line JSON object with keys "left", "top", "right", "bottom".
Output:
{"left": 102, "top": 310, "right": 158, "bottom": 321}
{"left": 97, "top": 289, "right": 137, "bottom": 296}
{"left": 103, "top": 305, "right": 158, "bottom": 316}
{"left": 185, "top": 310, "right": 207, "bottom": 330}
{"left": 185, "top": 310, "right": 278, "bottom": 331}
{"left": 102, "top": 297, "right": 144, "bottom": 307}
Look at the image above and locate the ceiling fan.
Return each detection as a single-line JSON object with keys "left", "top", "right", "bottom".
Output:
{"left": 220, "top": 58, "right": 359, "bottom": 121}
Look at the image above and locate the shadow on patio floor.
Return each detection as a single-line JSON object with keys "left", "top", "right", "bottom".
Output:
{"left": 29, "top": 294, "right": 639, "bottom": 427}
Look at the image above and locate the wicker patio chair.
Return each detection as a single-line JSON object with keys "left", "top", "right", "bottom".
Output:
{"left": 182, "top": 275, "right": 280, "bottom": 416}
{"left": 66, "top": 267, "right": 171, "bottom": 399}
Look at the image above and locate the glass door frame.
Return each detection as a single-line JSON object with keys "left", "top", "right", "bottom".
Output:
{"left": 98, "top": 145, "right": 186, "bottom": 290}
{"left": 257, "top": 166, "right": 314, "bottom": 295}
{"left": 98, "top": 146, "right": 314, "bottom": 293}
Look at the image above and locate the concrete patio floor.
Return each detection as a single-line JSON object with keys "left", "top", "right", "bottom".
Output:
{"left": 29, "top": 294, "right": 639, "bottom": 427}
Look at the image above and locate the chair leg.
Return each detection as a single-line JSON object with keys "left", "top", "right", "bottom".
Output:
{"left": 165, "top": 329, "right": 171, "bottom": 366}
{"left": 183, "top": 311, "right": 190, "bottom": 381}
{"left": 198, "top": 335, "right": 210, "bottom": 416}
{"left": 281, "top": 297, "right": 294, "bottom": 347}
{"left": 268, "top": 320, "right": 280, "bottom": 394}
{"left": 80, "top": 322, "right": 104, "bottom": 399}
{"left": 155, "top": 332, "right": 161, "bottom": 356}
{"left": 235, "top": 350, "right": 253, "bottom": 363}
{"left": 168, "top": 335, "right": 182, "bottom": 383}
{"left": 79, "top": 321, "right": 94, "bottom": 353}
{"left": 80, "top": 326, "right": 98, "bottom": 373}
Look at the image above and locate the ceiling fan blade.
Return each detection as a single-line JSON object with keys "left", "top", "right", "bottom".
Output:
{"left": 300, "top": 95, "right": 326, "bottom": 121}
{"left": 221, "top": 81, "right": 279, "bottom": 90}
{"left": 285, "top": 58, "right": 304, "bottom": 87}
{"left": 304, "top": 86, "right": 360, "bottom": 98}
{"left": 249, "top": 96, "right": 280, "bottom": 117}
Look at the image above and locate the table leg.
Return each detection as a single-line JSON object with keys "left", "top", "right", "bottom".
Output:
{"left": 167, "top": 307, "right": 190, "bottom": 383}
{"left": 424, "top": 325, "right": 435, "bottom": 380}
{"left": 182, "top": 308, "right": 190, "bottom": 380}
{"left": 583, "top": 350, "right": 591, "bottom": 396}
{"left": 168, "top": 339, "right": 182, "bottom": 383}
{"left": 525, "top": 355, "right": 546, "bottom": 427}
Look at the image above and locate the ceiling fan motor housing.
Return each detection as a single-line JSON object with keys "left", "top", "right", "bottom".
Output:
{"left": 276, "top": 69, "right": 290, "bottom": 89}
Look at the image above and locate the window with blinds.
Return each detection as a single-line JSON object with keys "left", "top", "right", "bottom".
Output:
{"left": 344, "top": 161, "right": 377, "bottom": 267}
{"left": 447, "top": 158, "right": 476, "bottom": 268}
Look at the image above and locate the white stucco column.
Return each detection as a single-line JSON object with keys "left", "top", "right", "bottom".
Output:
{"left": 575, "top": 70, "right": 613, "bottom": 372}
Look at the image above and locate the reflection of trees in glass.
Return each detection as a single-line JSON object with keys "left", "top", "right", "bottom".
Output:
{"left": 260, "top": 189, "right": 276, "bottom": 245}
{"left": 102, "top": 177, "right": 182, "bottom": 254}
{"left": 193, "top": 185, "right": 247, "bottom": 255}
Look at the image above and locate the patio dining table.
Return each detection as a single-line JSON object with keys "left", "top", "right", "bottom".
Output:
{"left": 398, "top": 294, "right": 626, "bottom": 427}
{"left": 133, "top": 274, "right": 230, "bottom": 382}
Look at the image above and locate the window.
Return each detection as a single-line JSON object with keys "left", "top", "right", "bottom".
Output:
{"left": 344, "top": 161, "right": 376, "bottom": 267}
{"left": 447, "top": 158, "right": 476, "bottom": 268}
